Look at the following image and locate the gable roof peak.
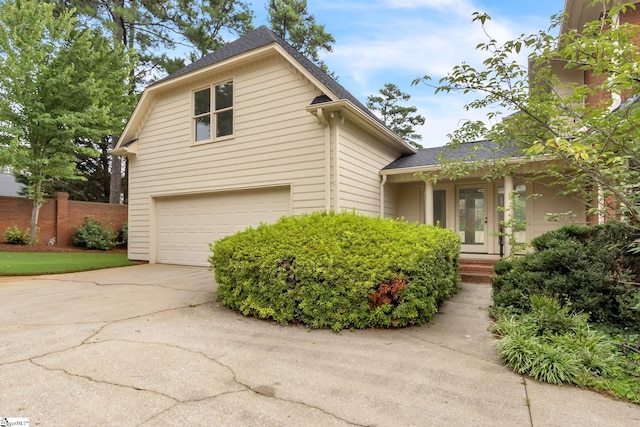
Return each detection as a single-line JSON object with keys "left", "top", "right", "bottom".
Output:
{"left": 152, "top": 25, "right": 280, "bottom": 86}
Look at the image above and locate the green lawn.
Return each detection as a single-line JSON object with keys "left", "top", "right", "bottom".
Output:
{"left": 0, "top": 252, "right": 139, "bottom": 275}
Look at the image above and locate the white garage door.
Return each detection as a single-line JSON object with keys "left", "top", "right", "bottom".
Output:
{"left": 156, "top": 186, "right": 290, "bottom": 266}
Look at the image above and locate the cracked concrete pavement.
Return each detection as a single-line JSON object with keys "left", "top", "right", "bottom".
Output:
{"left": 1, "top": 264, "right": 639, "bottom": 426}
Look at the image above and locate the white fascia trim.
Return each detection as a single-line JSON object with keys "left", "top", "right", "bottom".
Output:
{"left": 379, "top": 155, "right": 544, "bottom": 176}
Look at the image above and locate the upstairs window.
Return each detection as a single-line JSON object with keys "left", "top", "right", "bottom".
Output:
{"left": 193, "top": 81, "right": 233, "bottom": 142}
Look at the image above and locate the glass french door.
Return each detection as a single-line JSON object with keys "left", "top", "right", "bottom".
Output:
{"left": 457, "top": 186, "right": 488, "bottom": 253}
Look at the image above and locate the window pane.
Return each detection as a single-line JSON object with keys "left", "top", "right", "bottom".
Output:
{"left": 215, "top": 82, "right": 233, "bottom": 110}
{"left": 457, "top": 188, "right": 485, "bottom": 244}
{"left": 194, "top": 89, "right": 210, "bottom": 115}
{"left": 195, "top": 116, "right": 211, "bottom": 141}
{"left": 216, "top": 110, "right": 233, "bottom": 137}
{"left": 433, "top": 190, "right": 446, "bottom": 228}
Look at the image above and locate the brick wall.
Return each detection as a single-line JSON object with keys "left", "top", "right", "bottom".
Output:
{"left": 583, "top": 6, "right": 640, "bottom": 107}
{"left": 0, "top": 192, "right": 127, "bottom": 247}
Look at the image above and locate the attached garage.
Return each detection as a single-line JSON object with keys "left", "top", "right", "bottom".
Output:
{"left": 155, "top": 186, "right": 291, "bottom": 266}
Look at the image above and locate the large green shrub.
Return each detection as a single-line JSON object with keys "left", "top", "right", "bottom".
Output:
{"left": 72, "top": 217, "right": 118, "bottom": 250}
{"left": 492, "top": 222, "right": 640, "bottom": 330}
{"left": 210, "top": 211, "right": 461, "bottom": 331}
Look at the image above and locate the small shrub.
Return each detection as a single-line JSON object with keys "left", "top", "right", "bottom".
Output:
{"left": 493, "top": 296, "right": 619, "bottom": 385}
{"left": 210, "top": 211, "right": 461, "bottom": 331}
{"left": 118, "top": 223, "right": 128, "bottom": 247}
{"left": 3, "top": 226, "right": 30, "bottom": 245}
{"left": 73, "top": 217, "right": 117, "bottom": 250}
{"left": 492, "top": 222, "right": 640, "bottom": 330}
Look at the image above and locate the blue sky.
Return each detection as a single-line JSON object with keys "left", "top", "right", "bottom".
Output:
{"left": 249, "top": 0, "right": 565, "bottom": 147}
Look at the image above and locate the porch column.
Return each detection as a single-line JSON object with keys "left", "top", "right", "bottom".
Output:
{"left": 598, "top": 185, "right": 605, "bottom": 224}
{"left": 425, "top": 181, "right": 434, "bottom": 225}
{"left": 504, "top": 175, "right": 514, "bottom": 257}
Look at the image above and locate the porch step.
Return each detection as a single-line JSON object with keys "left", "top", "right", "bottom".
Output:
{"left": 459, "top": 259, "right": 497, "bottom": 285}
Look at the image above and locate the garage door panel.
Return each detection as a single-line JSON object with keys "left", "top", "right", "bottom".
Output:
{"left": 156, "top": 187, "right": 290, "bottom": 266}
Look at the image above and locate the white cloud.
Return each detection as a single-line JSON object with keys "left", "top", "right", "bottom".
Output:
{"left": 316, "top": 0, "right": 546, "bottom": 147}
{"left": 382, "top": 0, "right": 474, "bottom": 13}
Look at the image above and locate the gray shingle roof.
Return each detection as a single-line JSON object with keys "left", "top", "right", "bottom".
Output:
{"left": 153, "top": 26, "right": 384, "bottom": 126}
{"left": 383, "top": 140, "right": 522, "bottom": 170}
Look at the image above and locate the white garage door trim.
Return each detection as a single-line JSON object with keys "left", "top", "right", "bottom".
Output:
{"left": 154, "top": 186, "right": 291, "bottom": 266}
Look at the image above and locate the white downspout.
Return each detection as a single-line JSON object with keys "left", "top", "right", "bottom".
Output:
{"left": 380, "top": 175, "right": 387, "bottom": 218}
{"left": 331, "top": 112, "right": 341, "bottom": 211}
{"left": 315, "top": 108, "right": 332, "bottom": 212}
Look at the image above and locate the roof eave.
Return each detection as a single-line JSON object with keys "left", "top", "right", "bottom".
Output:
{"left": 381, "top": 155, "right": 549, "bottom": 175}
{"left": 109, "top": 140, "right": 138, "bottom": 157}
{"left": 306, "top": 100, "right": 416, "bottom": 155}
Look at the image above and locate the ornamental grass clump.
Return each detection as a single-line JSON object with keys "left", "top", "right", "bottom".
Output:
{"left": 209, "top": 211, "right": 461, "bottom": 331}
{"left": 492, "top": 295, "right": 619, "bottom": 386}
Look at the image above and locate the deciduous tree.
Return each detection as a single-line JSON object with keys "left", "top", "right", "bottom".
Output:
{"left": 0, "top": 0, "right": 134, "bottom": 244}
{"left": 413, "top": 2, "right": 640, "bottom": 227}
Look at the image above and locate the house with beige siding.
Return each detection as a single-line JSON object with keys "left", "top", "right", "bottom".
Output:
{"left": 113, "top": 24, "right": 588, "bottom": 267}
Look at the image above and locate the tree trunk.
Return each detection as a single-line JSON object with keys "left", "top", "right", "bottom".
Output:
{"left": 109, "top": 136, "right": 122, "bottom": 204}
{"left": 29, "top": 181, "right": 42, "bottom": 246}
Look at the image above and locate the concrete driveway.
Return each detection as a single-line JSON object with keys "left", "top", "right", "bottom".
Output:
{"left": 0, "top": 264, "right": 638, "bottom": 426}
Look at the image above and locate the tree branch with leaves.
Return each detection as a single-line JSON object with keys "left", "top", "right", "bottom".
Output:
{"left": 412, "top": 2, "right": 640, "bottom": 227}
{"left": 0, "top": 0, "right": 134, "bottom": 244}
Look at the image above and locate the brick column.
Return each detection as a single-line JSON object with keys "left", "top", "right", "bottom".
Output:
{"left": 55, "top": 192, "right": 71, "bottom": 246}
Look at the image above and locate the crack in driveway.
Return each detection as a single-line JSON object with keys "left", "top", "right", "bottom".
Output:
{"left": 39, "top": 277, "right": 211, "bottom": 293}
{"left": 7, "top": 300, "right": 362, "bottom": 426}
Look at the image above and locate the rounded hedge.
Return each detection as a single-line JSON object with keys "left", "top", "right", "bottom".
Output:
{"left": 209, "top": 211, "right": 461, "bottom": 331}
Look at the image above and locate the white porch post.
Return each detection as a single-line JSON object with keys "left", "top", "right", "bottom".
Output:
{"left": 598, "top": 185, "right": 605, "bottom": 224}
{"left": 425, "top": 181, "right": 434, "bottom": 225}
{"left": 504, "top": 175, "right": 514, "bottom": 257}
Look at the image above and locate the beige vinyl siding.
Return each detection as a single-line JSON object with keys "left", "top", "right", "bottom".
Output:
{"left": 383, "top": 183, "right": 398, "bottom": 219}
{"left": 337, "top": 122, "right": 402, "bottom": 216}
{"left": 530, "top": 180, "right": 587, "bottom": 239}
{"left": 395, "top": 183, "right": 424, "bottom": 223}
{"left": 126, "top": 56, "right": 327, "bottom": 261}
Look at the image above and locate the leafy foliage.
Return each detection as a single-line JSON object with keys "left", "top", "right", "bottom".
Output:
{"left": 3, "top": 226, "right": 31, "bottom": 245}
{"left": 210, "top": 211, "right": 460, "bottom": 331}
{"left": 118, "top": 223, "right": 128, "bottom": 248}
{"left": 73, "top": 217, "right": 118, "bottom": 251}
{"left": 56, "top": 0, "right": 255, "bottom": 81}
{"left": 0, "top": 0, "right": 134, "bottom": 244}
{"left": 493, "top": 296, "right": 640, "bottom": 403}
{"left": 492, "top": 223, "right": 640, "bottom": 330}
{"left": 493, "top": 296, "right": 620, "bottom": 385}
{"left": 268, "top": 0, "right": 335, "bottom": 74}
{"left": 412, "top": 3, "right": 640, "bottom": 226}
{"left": 367, "top": 83, "right": 426, "bottom": 148}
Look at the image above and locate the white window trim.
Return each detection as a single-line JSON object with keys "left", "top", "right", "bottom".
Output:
{"left": 192, "top": 80, "right": 234, "bottom": 145}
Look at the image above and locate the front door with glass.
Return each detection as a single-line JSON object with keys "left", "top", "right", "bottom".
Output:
{"left": 457, "top": 186, "right": 488, "bottom": 253}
